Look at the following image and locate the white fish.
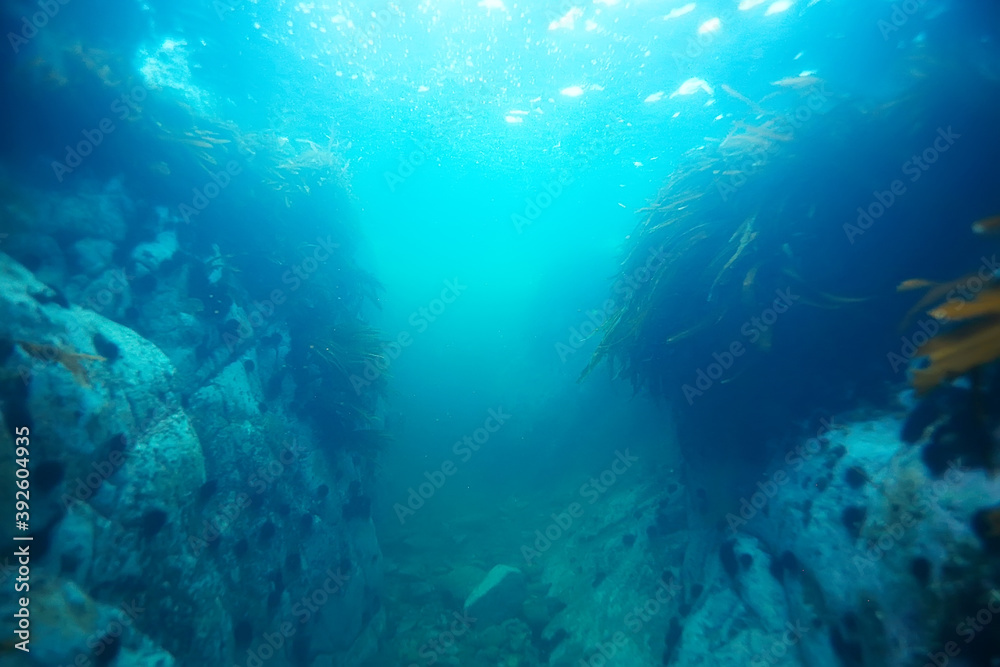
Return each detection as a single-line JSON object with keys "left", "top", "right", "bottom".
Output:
{"left": 644, "top": 91, "right": 665, "bottom": 103}
{"left": 765, "top": 0, "right": 793, "bottom": 15}
{"left": 549, "top": 6, "right": 583, "bottom": 31}
{"left": 478, "top": 0, "right": 507, "bottom": 11}
{"left": 560, "top": 85, "right": 585, "bottom": 97}
{"left": 664, "top": 3, "right": 695, "bottom": 20}
{"left": 670, "top": 77, "right": 713, "bottom": 98}
{"left": 698, "top": 17, "right": 721, "bottom": 34}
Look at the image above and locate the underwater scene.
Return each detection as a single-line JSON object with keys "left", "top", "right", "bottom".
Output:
{"left": 2, "top": 0, "right": 1000, "bottom": 665}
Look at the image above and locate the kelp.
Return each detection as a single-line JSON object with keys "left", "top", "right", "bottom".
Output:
{"left": 579, "top": 78, "right": 865, "bottom": 388}
{"left": 898, "top": 272, "right": 992, "bottom": 330}
{"left": 911, "top": 317, "right": 1000, "bottom": 395}
{"left": 309, "top": 320, "right": 387, "bottom": 384}
{"left": 899, "top": 217, "right": 1000, "bottom": 396}
{"left": 583, "top": 53, "right": 1000, "bottom": 398}
{"left": 929, "top": 289, "right": 1000, "bottom": 322}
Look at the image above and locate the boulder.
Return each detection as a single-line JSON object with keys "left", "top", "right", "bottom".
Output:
{"left": 464, "top": 565, "right": 527, "bottom": 627}
{"left": 72, "top": 238, "right": 116, "bottom": 276}
{"left": 438, "top": 563, "right": 487, "bottom": 604}
{"left": 131, "top": 231, "right": 178, "bottom": 278}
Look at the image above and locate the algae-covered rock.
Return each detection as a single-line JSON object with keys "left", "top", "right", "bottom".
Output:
{"left": 0, "top": 249, "right": 386, "bottom": 665}
{"left": 0, "top": 252, "right": 221, "bottom": 662}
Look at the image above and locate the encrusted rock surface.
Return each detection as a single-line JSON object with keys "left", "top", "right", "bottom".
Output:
{"left": 491, "top": 416, "right": 1000, "bottom": 667}
{"left": 0, "top": 252, "right": 383, "bottom": 665}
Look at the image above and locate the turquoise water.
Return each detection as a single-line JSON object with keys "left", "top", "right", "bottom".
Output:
{"left": 4, "top": 0, "right": 1000, "bottom": 665}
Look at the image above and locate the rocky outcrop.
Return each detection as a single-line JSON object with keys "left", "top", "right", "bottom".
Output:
{"left": 0, "top": 252, "right": 383, "bottom": 665}
{"left": 0, "top": 8, "right": 386, "bottom": 665}
{"left": 681, "top": 416, "right": 1000, "bottom": 667}
{"left": 512, "top": 414, "right": 1000, "bottom": 667}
